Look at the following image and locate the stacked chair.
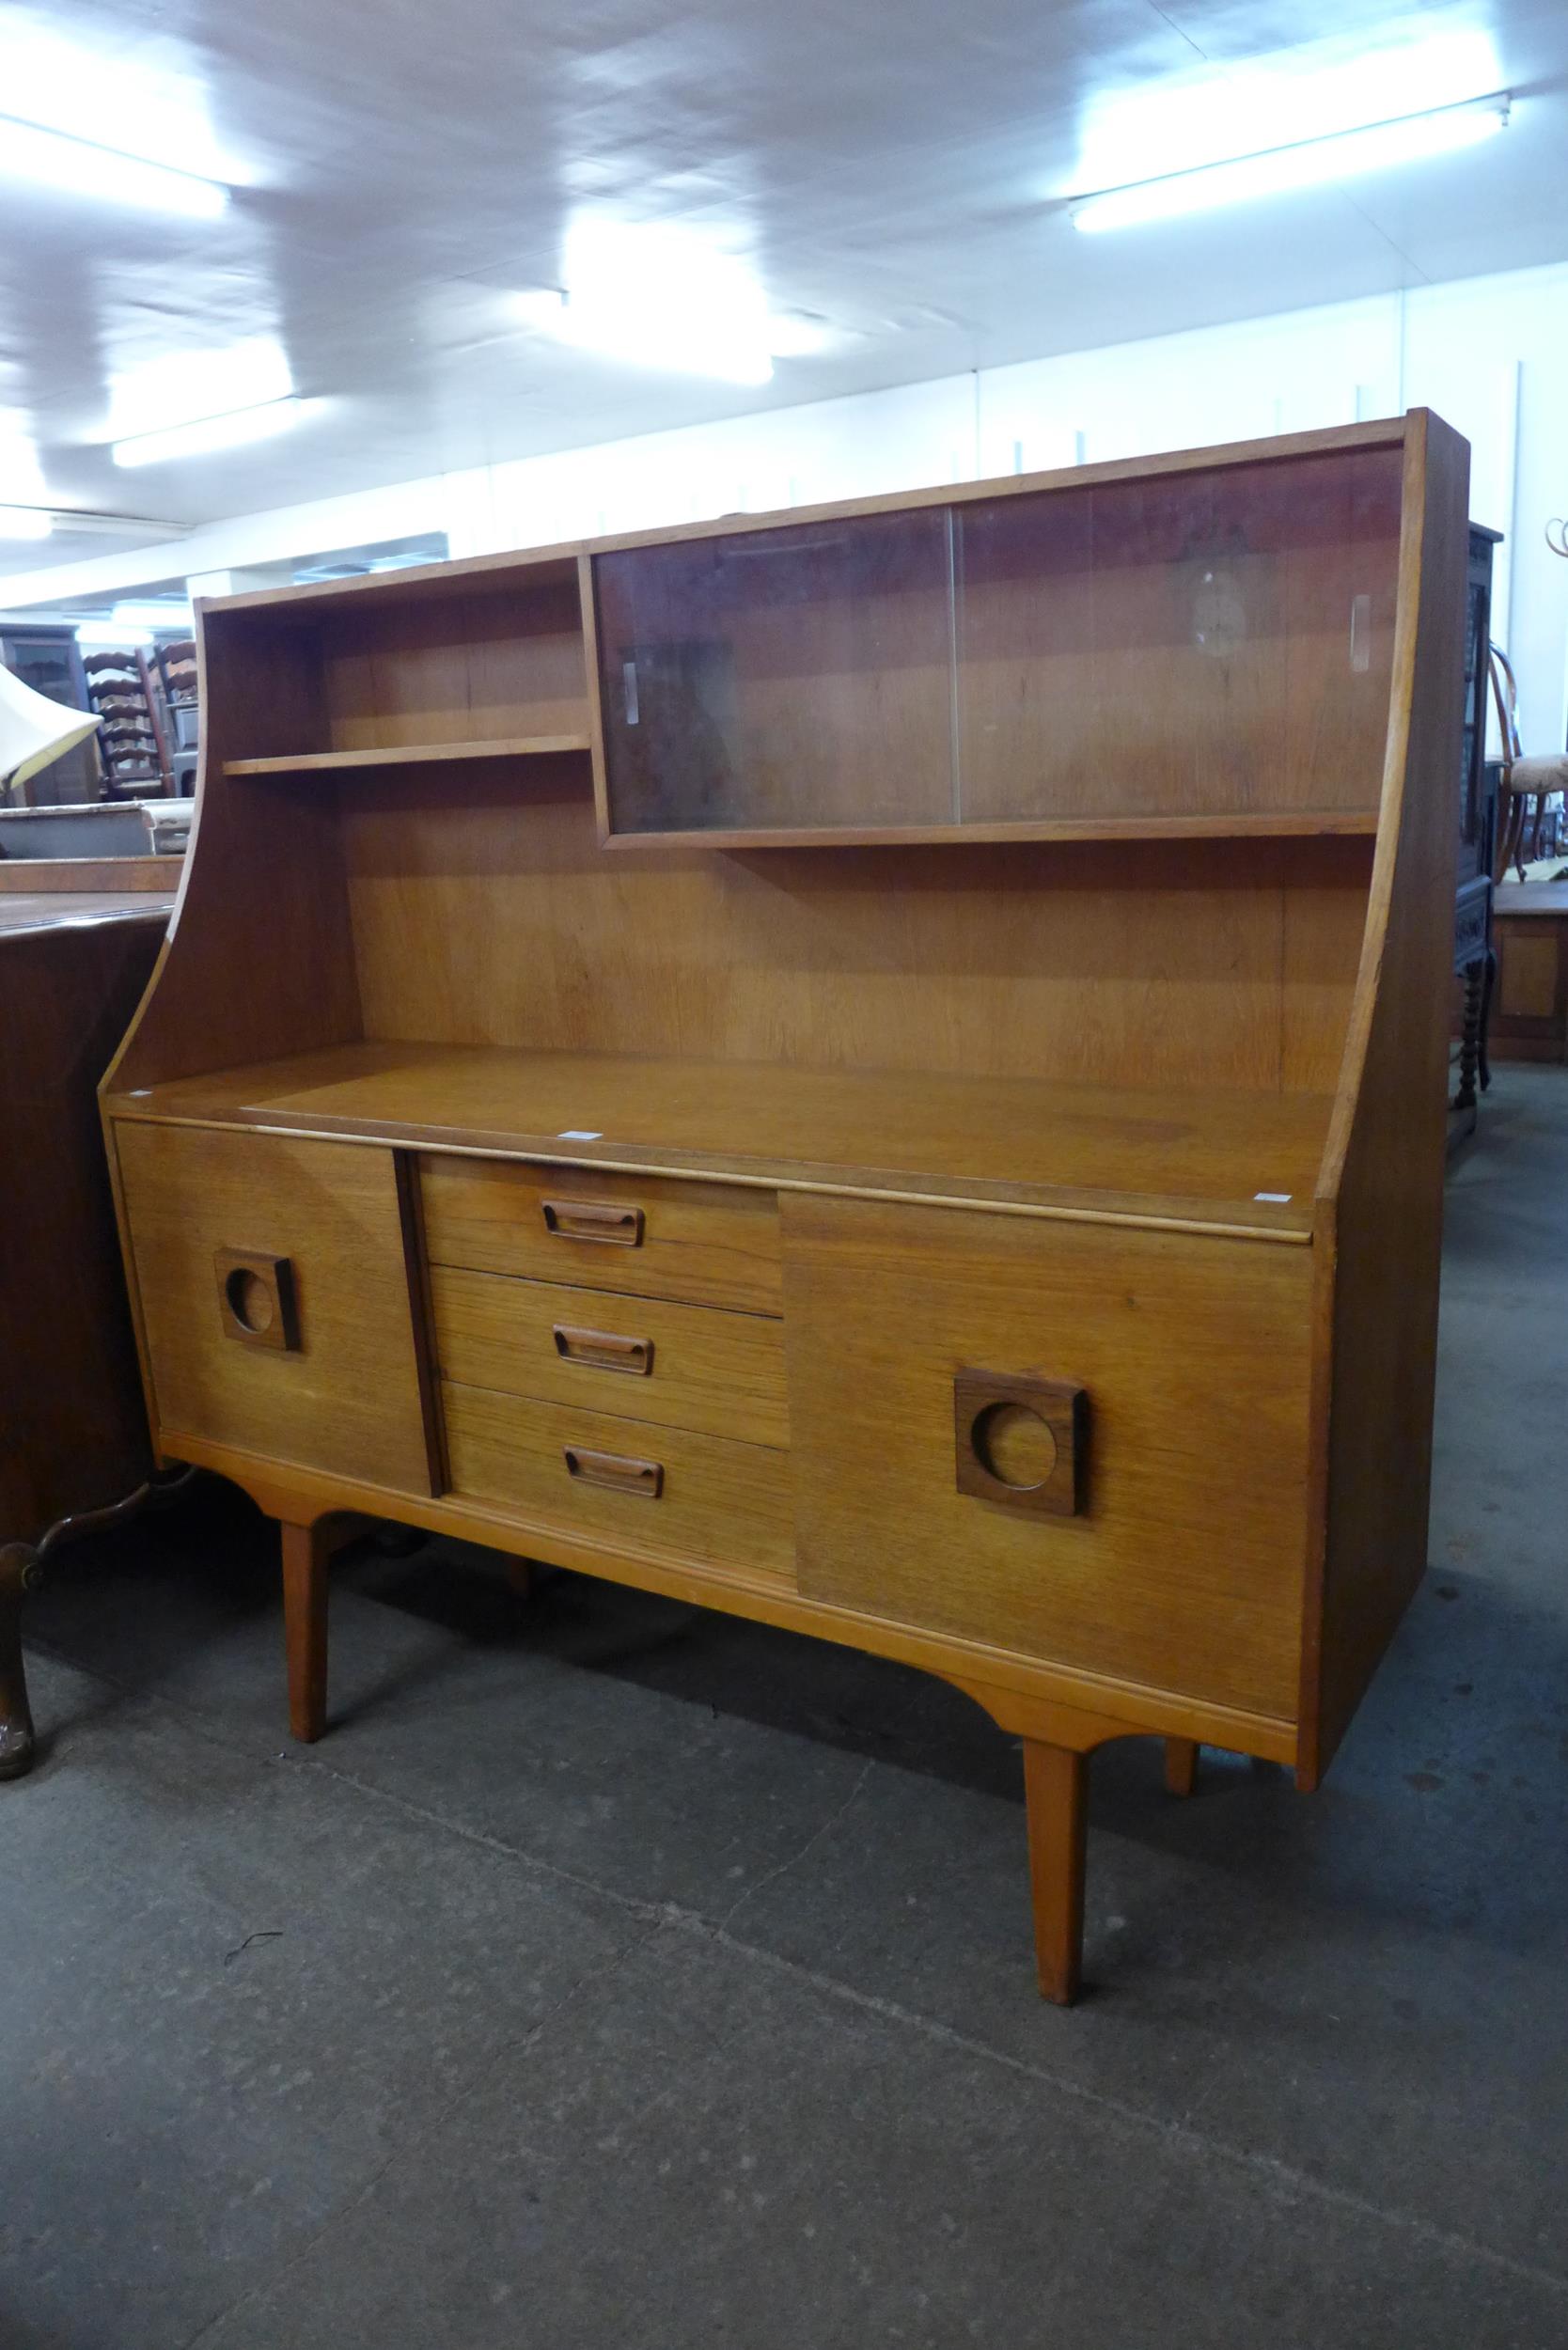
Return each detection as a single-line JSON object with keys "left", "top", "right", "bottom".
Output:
{"left": 81, "top": 649, "right": 173, "bottom": 795}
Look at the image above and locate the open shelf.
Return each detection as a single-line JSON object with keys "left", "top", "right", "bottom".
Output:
{"left": 107, "top": 1040, "right": 1331, "bottom": 1238}
{"left": 224, "top": 735, "right": 591, "bottom": 778}
{"left": 602, "top": 809, "right": 1382, "bottom": 850}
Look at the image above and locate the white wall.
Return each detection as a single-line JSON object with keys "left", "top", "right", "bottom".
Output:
{"left": 7, "top": 258, "right": 1568, "bottom": 736}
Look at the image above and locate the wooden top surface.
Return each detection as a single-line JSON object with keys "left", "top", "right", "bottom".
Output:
{"left": 0, "top": 856, "right": 182, "bottom": 895}
{"left": 106, "top": 1040, "right": 1330, "bottom": 1237}
{"left": 1493, "top": 880, "right": 1568, "bottom": 919}
{"left": 0, "top": 890, "right": 174, "bottom": 939}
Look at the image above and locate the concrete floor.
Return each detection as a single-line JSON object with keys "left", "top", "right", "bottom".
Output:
{"left": 4, "top": 1069, "right": 1567, "bottom": 2350}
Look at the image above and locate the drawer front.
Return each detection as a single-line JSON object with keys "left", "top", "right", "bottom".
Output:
{"left": 442, "top": 1380, "right": 794, "bottom": 1585}
{"left": 429, "top": 1265, "right": 789, "bottom": 1449}
{"left": 783, "top": 1194, "right": 1314, "bottom": 1720}
{"left": 114, "top": 1121, "right": 436, "bottom": 1495}
{"left": 421, "top": 1157, "right": 782, "bottom": 1314}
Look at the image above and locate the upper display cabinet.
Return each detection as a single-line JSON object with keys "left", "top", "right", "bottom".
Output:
{"left": 588, "top": 436, "right": 1404, "bottom": 844}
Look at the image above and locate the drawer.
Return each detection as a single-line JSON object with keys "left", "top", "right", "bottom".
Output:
{"left": 429, "top": 1265, "right": 789, "bottom": 1448}
{"left": 420, "top": 1157, "right": 781, "bottom": 1314}
{"left": 114, "top": 1121, "right": 436, "bottom": 1494}
{"left": 783, "top": 1194, "right": 1315, "bottom": 1720}
{"left": 442, "top": 1380, "right": 794, "bottom": 1585}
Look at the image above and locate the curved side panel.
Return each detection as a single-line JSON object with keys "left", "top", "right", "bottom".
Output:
{"left": 1300, "top": 410, "right": 1470, "bottom": 1783}
{"left": 102, "top": 603, "right": 362, "bottom": 1098}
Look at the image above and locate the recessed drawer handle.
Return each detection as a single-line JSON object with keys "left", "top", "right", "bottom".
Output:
{"left": 563, "top": 1445, "right": 664, "bottom": 1499}
{"left": 552, "top": 1323, "right": 654, "bottom": 1376}
{"left": 541, "top": 1198, "right": 645, "bottom": 1246}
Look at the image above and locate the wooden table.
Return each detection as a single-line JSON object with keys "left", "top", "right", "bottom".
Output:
{"left": 0, "top": 889, "right": 173, "bottom": 1777}
{"left": 1489, "top": 881, "right": 1568, "bottom": 1061}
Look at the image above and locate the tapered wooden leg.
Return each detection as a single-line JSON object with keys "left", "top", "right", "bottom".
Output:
{"left": 281, "top": 1521, "right": 330, "bottom": 1744}
{"left": 1164, "top": 1736, "right": 1199, "bottom": 1797}
{"left": 1022, "top": 1739, "right": 1088, "bottom": 2005}
{"left": 0, "top": 1544, "right": 38, "bottom": 1782}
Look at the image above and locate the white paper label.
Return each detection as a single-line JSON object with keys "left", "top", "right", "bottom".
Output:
{"left": 1254, "top": 1191, "right": 1293, "bottom": 1203}
{"left": 557, "top": 1129, "right": 604, "bottom": 1140}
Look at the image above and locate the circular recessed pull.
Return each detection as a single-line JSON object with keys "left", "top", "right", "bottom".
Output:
{"left": 971, "top": 1401, "right": 1058, "bottom": 1492}
{"left": 954, "top": 1368, "right": 1088, "bottom": 1517}
{"left": 213, "top": 1248, "right": 299, "bottom": 1351}
{"left": 225, "top": 1266, "right": 275, "bottom": 1335}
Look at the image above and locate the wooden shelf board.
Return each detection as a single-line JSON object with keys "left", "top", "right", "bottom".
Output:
{"left": 0, "top": 854, "right": 181, "bottom": 893}
{"left": 223, "top": 735, "right": 592, "bottom": 778}
{"left": 601, "top": 810, "right": 1381, "bottom": 850}
{"left": 106, "top": 1040, "right": 1330, "bottom": 1239}
{"left": 0, "top": 890, "right": 174, "bottom": 937}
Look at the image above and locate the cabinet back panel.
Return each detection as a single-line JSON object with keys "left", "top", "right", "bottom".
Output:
{"left": 319, "top": 579, "right": 588, "bottom": 750}
{"left": 340, "top": 767, "right": 1371, "bottom": 1093}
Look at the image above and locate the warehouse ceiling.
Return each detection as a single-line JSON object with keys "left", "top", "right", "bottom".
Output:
{"left": 1, "top": 0, "right": 1564, "bottom": 569}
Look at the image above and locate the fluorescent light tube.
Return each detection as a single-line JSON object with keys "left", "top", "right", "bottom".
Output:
{"left": 112, "top": 396, "right": 312, "bottom": 468}
{"left": 514, "top": 221, "right": 779, "bottom": 385}
{"left": 0, "top": 112, "right": 229, "bottom": 218}
{"left": 0, "top": 505, "right": 52, "bottom": 540}
{"left": 1072, "top": 93, "right": 1509, "bottom": 233}
{"left": 109, "top": 603, "right": 195, "bottom": 634}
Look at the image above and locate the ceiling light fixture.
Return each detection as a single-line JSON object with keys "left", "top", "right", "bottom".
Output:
{"left": 111, "top": 395, "right": 316, "bottom": 468}
{"left": 514, "top": 220, "right": 791, "bottom": 385}
{"left": 0, "top": 111, "right": 229, "bottom": 218}
{"left": 0, "top": 506, "right": 53, "bottom": 541}
{"left": 107, "top": 601, "right": 196, "bottom": 636}
{"left": 1072, "top": 92, "right": 1510, "bottom": 233}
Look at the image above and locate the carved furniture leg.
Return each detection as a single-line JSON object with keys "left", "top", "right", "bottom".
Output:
{"left": 1163, "top": 1736, "right": 1200, "bottom": 1797}
{"left": 1022, "top": 1740, "right": 1089, "bottom": 2005}
{"left": 281, "top": 1522, "right": 332, "bottom": 1743}
{"left": 0, "top": 1545, "right": 39, "bottom": 1782}
{"left": 0, "top": 1471, "right": 197, "bottom": 1784}
{"left": 1453, "top": 960, "right": 1482, "bottom": 1115}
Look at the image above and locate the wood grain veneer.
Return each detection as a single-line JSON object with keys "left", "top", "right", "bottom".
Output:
{"left": 114, "top": 1123, "right": 436, "bottom": 1495}
{"left": 441, "top": 1380, "right": 794, "bottom": 1586}
{"left": 430, "top": 1263, "right": 788, "bottom": 1449}
{"left": 785, "top": 1194, "right": 1314, "bottom": 1718}
{"left": 105, "top": 1044, "right": 1333, "bottom": 1236}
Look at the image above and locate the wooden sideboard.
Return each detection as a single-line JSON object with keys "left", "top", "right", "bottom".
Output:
{"left": 100, "top": 413, "right": 1468, "bottom": 1999}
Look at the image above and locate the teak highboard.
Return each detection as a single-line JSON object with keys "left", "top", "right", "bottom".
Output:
{"left": 101, "top": 413, "right": 1468, "bottom": 2001}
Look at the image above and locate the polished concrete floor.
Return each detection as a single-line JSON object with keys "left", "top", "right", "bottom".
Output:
{"left": 4, "top": 1069, "right": 1566, "bottom": 2349}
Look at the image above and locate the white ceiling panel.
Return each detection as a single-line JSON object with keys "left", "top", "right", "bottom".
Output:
{"left": 0, "top": 0, "right": 1564, "bottom": 566}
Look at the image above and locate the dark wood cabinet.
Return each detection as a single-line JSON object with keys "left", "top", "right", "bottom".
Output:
{"left": 0, "top": 897, "right": 167, "bottom": 1776}
{"left": 1450, "top": 522, "right": 1503, "bottom": 1141}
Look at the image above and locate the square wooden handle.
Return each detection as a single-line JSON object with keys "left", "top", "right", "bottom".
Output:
{"left": 214, "top": 1249, "right": 300, "bottom": 1352}
{"left": 954, "top": 1368, "right": 1087, "bottom": 1516}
